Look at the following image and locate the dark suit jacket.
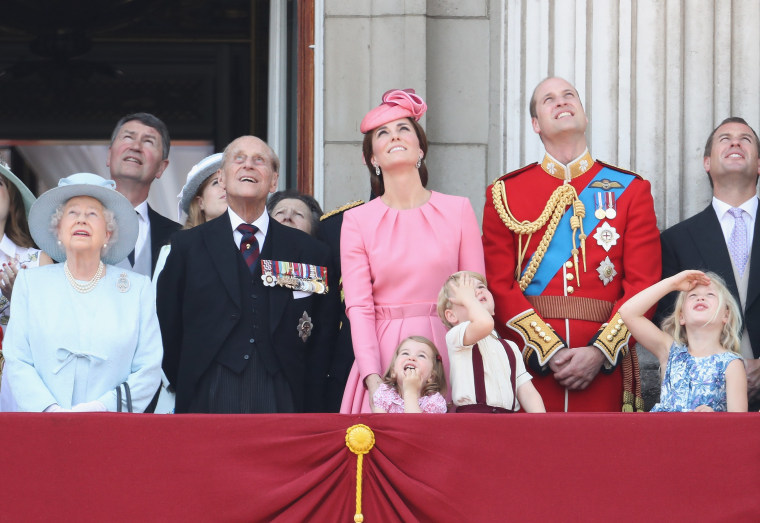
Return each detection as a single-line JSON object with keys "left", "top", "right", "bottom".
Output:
{"left": 156, "top": 212, "right": 336, "bottom": 413}
{"left": 147, "top": 205, "right": 181, "bottom": 274}
{"left": 657, "top": 203, "right": 760, "bottom": 359}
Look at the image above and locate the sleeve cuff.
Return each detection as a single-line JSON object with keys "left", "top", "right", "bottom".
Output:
{"left": 507, "top": 309, "right": 566, "bottom": 372}
{"left": 590, "top": 312, "right": 631, "bottom": 368}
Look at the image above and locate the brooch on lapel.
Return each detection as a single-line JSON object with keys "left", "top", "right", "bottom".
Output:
{"left": 298, "top": 311, "right": 313, "bottom": 342}
{"left": 117, "top": 272, "right": 130, "bottom": 293}
{"left": 260, "top": 259, "right": 329, "bottom": 294}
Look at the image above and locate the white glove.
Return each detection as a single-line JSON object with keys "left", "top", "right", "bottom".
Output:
{"left": 71, "top": 400, "right": 107, "bottom": 412}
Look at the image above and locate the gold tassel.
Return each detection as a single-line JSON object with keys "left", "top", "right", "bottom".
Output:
{"left": 346, "top": 424, "right": 376, "bottom": 523}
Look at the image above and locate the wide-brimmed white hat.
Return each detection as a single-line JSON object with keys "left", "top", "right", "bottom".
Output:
{"left": 28, "top": 173, "right": 138, "bottom": 264}
{"left": 177, "top": 152, "right": 223, "bottom": 220}
{"left": 0, "top": 162, "right": 36, "bottom": 215}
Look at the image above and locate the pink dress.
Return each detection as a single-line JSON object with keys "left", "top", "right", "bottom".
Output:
{"left": 373, "top": 383, "right": 447, "bottom": 413}
{"left": 339, "top": 191, "right": 485, "bottom": 413}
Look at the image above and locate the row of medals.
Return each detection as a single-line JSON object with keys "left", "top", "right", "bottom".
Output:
{"left": 594, "top": 191, "right": 617, "bottom": 220}
{"left": 260, "top": 260, "right": 328, "bottom": 294}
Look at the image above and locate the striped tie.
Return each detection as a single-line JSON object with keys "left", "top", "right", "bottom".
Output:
{"left": 237, "top": 223, "right": 259, "bottom": 273}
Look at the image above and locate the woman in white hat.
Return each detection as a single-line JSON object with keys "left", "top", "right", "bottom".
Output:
{"left": 152, "top": 152, "right": 225, "bottom": 285}
{"left": 3, "top": 173, "right": 162, "bottom": 412}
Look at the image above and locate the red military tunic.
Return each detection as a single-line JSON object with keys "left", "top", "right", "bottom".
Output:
{"left": 482, "top": 150, "right": 661, "bottom": 411}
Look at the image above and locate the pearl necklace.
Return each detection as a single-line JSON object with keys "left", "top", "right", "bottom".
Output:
{"left": 64, "top": 260, "right": 105, "bottom": 293}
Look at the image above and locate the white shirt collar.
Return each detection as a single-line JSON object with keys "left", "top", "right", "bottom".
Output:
{"left": 227, "top": 207, "right": 269, "bottom": 237}
{"left": 134, "top": 200, "right": 149, "bottom": 223}
{"left": 712, "top": 195, "right": 758, "bottom": 220}
{"left": 0, "top": 234, "right": 18, "bottom": 259}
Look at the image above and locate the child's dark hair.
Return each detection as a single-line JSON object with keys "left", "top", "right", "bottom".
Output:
{"left": 382, "top": 335, "right": 447, "bottom": 396}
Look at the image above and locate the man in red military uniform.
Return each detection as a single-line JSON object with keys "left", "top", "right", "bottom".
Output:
{"left": 482, "top": 77, "right": 661, "bottom": 412}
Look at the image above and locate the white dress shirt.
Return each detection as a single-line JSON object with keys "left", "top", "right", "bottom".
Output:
{"left": 712, "top": 195, "right": 757, "bottom": 249}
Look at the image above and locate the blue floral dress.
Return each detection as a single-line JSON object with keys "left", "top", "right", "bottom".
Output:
{"left": 650, "top": 342, "right": 741, "bottom": 412}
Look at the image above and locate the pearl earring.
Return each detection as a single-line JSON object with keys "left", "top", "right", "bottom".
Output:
{"left": 416, "top": 156, "right": 423, "bottom": 169}
{"left": 374, "top": 164, "right": 381, "bottom": 177}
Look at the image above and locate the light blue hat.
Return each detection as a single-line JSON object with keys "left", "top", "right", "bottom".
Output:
{"left": 177, "top": 152, "right": 223, "bottom": 219}
{"left": 28, "top": 173, "right": 139, "bottom": 264}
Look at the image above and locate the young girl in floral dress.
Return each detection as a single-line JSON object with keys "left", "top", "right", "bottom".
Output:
{"left": 619, "top": 270, "right": 747, "bottom": 412}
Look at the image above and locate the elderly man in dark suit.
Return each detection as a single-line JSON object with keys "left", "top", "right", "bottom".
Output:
{"left": 658, "top": 117, "right": 760, "bottom": 410}
{"left": 157, "top": 135, "right": 335, "bottom": 413}
{"left": 108, "top": 112, "right": 181, "bottom": 276}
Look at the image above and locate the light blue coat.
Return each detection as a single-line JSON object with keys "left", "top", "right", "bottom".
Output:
{"left": 4, "top": 264, "right": 162, "bottom": 412}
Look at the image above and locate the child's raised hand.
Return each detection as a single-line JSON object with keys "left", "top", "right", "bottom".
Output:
{"left": 670, "top": 270, "right": 711, "bottom": 292}
{"left": 448, "top": 274, "right": 478, "bottom": 306}
{"left": 399, "top": 366, "right": 424, "bottom": 395}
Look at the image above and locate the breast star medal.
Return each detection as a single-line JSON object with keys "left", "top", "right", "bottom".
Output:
{"left": 596, "top": 257, "right": 617, "bottom": 285}
{"left": 297, "top": 311, "right": 313, "bottom": 342}
{"left": 592, "top": 222, "right": 620, "bottom": 252}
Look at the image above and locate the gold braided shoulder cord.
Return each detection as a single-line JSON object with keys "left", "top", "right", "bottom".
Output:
{"left": 491, "top": 181, "right": 586, "bottom": 291}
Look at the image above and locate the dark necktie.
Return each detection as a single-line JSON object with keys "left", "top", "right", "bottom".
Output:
{"left": 237, "top": 223, "right": 259, "bottom": 273}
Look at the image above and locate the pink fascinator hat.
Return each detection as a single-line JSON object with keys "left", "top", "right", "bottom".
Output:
{"left": 359, "top": 89, "right": 427, "bottom": 133}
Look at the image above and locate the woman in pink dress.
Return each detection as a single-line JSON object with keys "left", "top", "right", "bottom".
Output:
{"left": 340, "top": 89, "right": 485, "bottom": 413}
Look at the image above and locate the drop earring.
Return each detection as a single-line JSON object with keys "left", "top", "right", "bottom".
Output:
{"left": 374, "top": 163, "right": 381, "bottom": 176}
{"left": 416, "top": 154, "right": 423, "bottom": 169}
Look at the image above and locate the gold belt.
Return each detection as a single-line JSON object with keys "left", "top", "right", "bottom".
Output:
{"left": 526, "top": 295, "right": 613, "bottom": 323}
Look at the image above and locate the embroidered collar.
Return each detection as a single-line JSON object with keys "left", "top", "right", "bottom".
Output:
{"left": 540, "top": 149, "right": 594, "bottom": 182}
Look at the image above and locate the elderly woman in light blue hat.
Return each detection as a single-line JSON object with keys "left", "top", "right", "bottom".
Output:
{"left": 152, "top": 152, "right": 225, "bottom": 285}
{"left": 3, "top": 173, "right": 162, "bottom": 412}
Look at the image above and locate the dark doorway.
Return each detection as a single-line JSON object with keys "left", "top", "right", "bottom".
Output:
{"left": 0, "top": 0, "right": 269, "bottom": 195}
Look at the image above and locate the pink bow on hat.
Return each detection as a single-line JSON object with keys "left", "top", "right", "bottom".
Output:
{"left": 359, "top": 88, "right": 427, "bottom": 133}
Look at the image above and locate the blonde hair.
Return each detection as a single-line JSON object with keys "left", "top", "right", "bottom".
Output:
{"left": 382, "top": 336, "right": 447, "bottom": 397}
{"left": 660, "top": 271, "right": 742, "bottom": 354}
{"left": 437, "top": 271, "right": 488, "bottom": 328}
{"left": 183, "top": 174, "right": 217, "bottom": 230}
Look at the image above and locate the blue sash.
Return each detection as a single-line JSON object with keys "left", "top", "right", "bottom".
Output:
{"left": 523, "top": 167, "right": 635, "bottom": 296}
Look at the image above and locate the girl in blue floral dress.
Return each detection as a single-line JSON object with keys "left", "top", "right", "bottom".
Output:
{"left": 619, "top": 270, "right": 747, "bottom": 412}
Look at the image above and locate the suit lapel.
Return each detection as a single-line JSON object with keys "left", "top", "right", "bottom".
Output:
{"left": 689, "top": 205, "right": 741, "bottom": 300}
{"left": 202, "top": 213, "right": 242, "bottom": 308}
{"left": 746, "top": 198, "right": 760, "bottom": 308}
{"left": 147, "top": 205, "right": 180, "bottom": 272}
{"left": 264, "top": 220, "right": 294, "bottom": 335}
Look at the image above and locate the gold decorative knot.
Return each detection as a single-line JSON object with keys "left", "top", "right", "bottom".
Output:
{"left": 346, "top": 424, "right": 375, "bottom": 455}
{"left": 346, "top": 424, "right": 375, "bottom": 523}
